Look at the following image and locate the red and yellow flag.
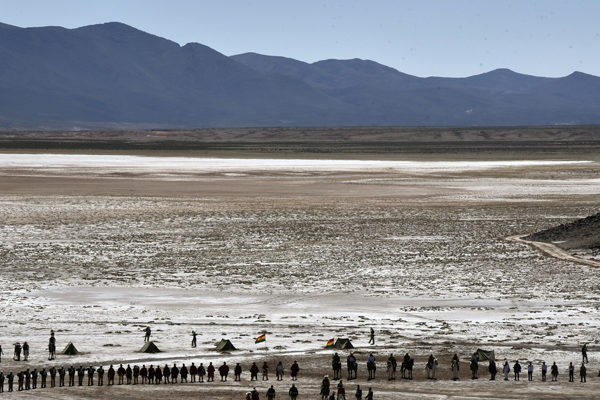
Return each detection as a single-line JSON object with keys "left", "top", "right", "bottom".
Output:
{"left": 255, "top": 334, "right": 266, "bottom": 344}
{"left": 326, "top": 338, "right": 335, "bottom": 348}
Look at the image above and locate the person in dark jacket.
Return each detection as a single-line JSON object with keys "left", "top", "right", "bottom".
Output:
{"left": 569, "top": 362, "right": 575, "bottom": 382}
{"left": 262, "top": 361, "right": 269, "bottom": 381}
{"left": 24, "top": 369, "right": 30, "bottom": 390}
{"left": 290, "top": 361, "right": 299, "bottom": 380}
{"left": 289, "top": 383, "right": 299, "bottom": 399}
{"left": 155, "top": 366, "right": 163, "bottom": 384}
{"left": 147, "top": 365, "right": 155, "bottom": 384}
{"left": 140, "top": 365, "right": 148, "bottom": 384}
{"left": 180, "top": 364, "right": 188, "bottom": 382}
{"left": 107, "top": 365, "right": 115, "bottom": 386}
{"left": 22, "top": 342, "right": 29, "bottom": 361}
{"left": 41, "top": 368, "right": 48, "bottom": 388}
{"left": 97, "top": 366, "right": 104, "bottom": 386}
{"left": 17, "top": 371, "right": 24, "bottom": 391}
{"left": 170, "top": 363, "right": 179, "bottom": 384}
{"left": 7, "top": 372, "right": 14, "bottom": 392}
{"left": 332, "top": 353, "right": 342, "bottom": 380}
{"left": 580, "top": 362, "right": 587, "bottom": 382}
{"left": 489, "top": 360, "right": 497, "bottom": 380}
{"left": 163, "top": 364, "right": 170, "bottom": 384}
{"left": 77, "top": 366, "right": 84, "bottom": 386}
{"left": 88, "top": 365, "right": 95, "bottom": 386}
{"left": 58, "top": 366, "right": 65, "bottom": 387}
{"left": 49, "top": 366, "right": 56, "bottom": 387}
{"left": 266, "top": 385, "right": 276, "bottom": 400}
{"left": 513, "top": 360, "right": 521, "bottom": 381}
{"left": 126, "top": 364, "right": 133, "bottom": 384}
{"left": 365, "top": 387, "right": 374, "bottom": 400}
{"left": 117, "top": 364, "right": 126, "bottom": 385}
{"left": 219, "top": 362, "right": 229, "bottom": 382}
{"left": 133, "top": 365, "right": 140, "bottom": 384}
{"left": 207, "top": 362, "right": 215, "bottom": 382}
{"left": 0, "top": 371, "right": 4, "bottom": 393}
{"left": 67, "top": 366, "right": 75, "bottom": 387}
{"left": 190, "top": 362, "right": 197, "bottom": 382}
{"left": 31, "top": 368, "right": 38, "bottom": 389}
{"left": 191, "top": 330, "right": 197, "bottom": 348}
{"left": 551, "top": 362, "right": 559, "bottom": 381}
{"left": 251, "top": 387, "right": 260, "bottom": 400}
{"left": 355, "top": 384, "right": 363, "bottom": 399}
{"left": 234, "top": 362, "right": 242, "bottom": 381}
{"left": 250, "top": 362, "right": 259, "bottom": 381}
{"left": 198, "top": 363, "right": 206, "bottom": 382}
{"left": 582, "top": 343, "right": 588, "bottom": 364}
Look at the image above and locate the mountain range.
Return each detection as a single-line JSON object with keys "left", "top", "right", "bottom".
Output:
{"left": 1, "top": 21, "right": 599, "bottom": 129}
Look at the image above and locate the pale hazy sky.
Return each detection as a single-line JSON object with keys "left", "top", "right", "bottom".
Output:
{"left": 2, "top": 0, "right": 599, "bottom": 77}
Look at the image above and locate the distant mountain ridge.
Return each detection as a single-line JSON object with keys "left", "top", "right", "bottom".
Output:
{"left": 1, "top": 21, "right": 600, "bottom": 129}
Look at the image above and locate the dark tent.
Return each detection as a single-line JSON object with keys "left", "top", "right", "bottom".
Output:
{"left": 477, "top": 349, "right": 495, "bottom": 362}
{"left": 334, "top": 338, "right": 354, "bottom": 350}
{"left": 139, "top": 341, "right": 161, "bottom": 353}
{"left": 62, "top": 342, "right": 79, "bottom": 355}
{"left": 216, "top": 339, "right": 237, "bottom": 352}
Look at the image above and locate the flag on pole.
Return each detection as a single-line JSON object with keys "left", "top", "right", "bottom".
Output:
{"left": 326, "top": 338, "right": 335, "bottom": 348}
{"left": 255, "top": 334, "right": 266, "bottom": 344}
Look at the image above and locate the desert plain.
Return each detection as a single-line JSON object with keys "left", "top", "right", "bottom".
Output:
{"left": 0, "top": 127, "right": 599, "bottom": 399}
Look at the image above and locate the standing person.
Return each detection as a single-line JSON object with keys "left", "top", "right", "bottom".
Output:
{"left": 14, "top": 342, "right": 21, "bottom": 361}
{"left": 250, "top": 362, "right": 259, "bottom": 381}
{"left": 170, "top": 363, "right": 178, "bottom": 384}
{"left": 48, "top": 331, "right": 56, "bottom": 360}
{"left": 49, "top": 366, "right": 56, "bottom": 388}
{"left": 266, "top": 384, "right": 276, "bottom": 400}
{"left": 154, "top": 366, "right": 162, "bottom": 384}
{"left": 489, "top": 360, "right": 497, "bottom": 380}
{"left": 180, "top": 364, "right": 188, "bottom": 383}
{"left": 7, "top": 371, "right": 14, "bottom": 392}
{"left": 140, "top": 365, "right": 147, "bottom": 384}
{"left": 163, "top": 364, "right": 170, "bottom": 384}
{"left": 191, "top": 331, "right": 197, "bottom": 348}
{"left": 147, "top": 365, "right": 155, "bottom": 384}
{"left": 580, "top": 362, "right": 587, "bottom": 382}
{"left": 321, "top": 375, "right": 331, "bottom": 400}
{"left": 451, "top": 354, "right": 460, "bottom": 381}
{"left": 68, "top": 366, "right": 75, "bottom": 387}
{"left": 387, "top": 354, "right": 397, "bottom": 381}
{"left": 503, "top": 360, "right": 510, "bottom": 381}
{"left": 551, "top": 362, "right": 559, "bottom": 381}
{"left": 541, "top": 362, "right": 547, "bottom": 381}
{"left": 365, "top": 388, "right": 373, "bottom": 400}
{"left": 198, "top": 363, "right": 206, "bottom": 382}
{"left": 337, "top": 380, "right": 346, "bottom": 400}
{"left": 582, "top": 343, "right": 588, "bottom": 364}
{"left": 288, "top": 383, "right": 299, "bottom": 400}
{"left": 97, "top": 365, "right": 104, "bottom": 386}
{"left": 126, "top": 364, "right": 133, "bottom": 384}
{"left": 218, "top": 362, "right": 229, "bottom": 382}
{"left": 207, "top": 362, "right": 215, "bottom": 382}
{"left": 133, "top": 364, "right": 140, "bottom": 384}
{"left": 0, "top": 371, "right": 4, "bottom": 393}
{"left": 41, "top": 368, "right": 47, "bottom": 388}
{"left": 31, "top": 368, "right": 38, "bottom": 389}
{"left": 22, "top": 342, "right": 29, "bottom": 361}
{"left": 190, "top": 363, "right": 197, "bottom": 382}
{"left": 77, "top": 366, "right": 85, "bottom": 386}
{"left": 88, "top": 365, "right": 95, "bottom": 386}
{"left": 513, "top": 360, "right": 521, "bottom": 381}
{"left": 367, "top": 353, "right": 376, "bottom": 380}
{"left": 290, "top": 361, "right": 299, "bottom": 380}
{"left": 107, "top": 365, "right": 115, "bottom": 386}
{"left": 58, "top": 366, "right": 65, "bottom": 387}
{"left": 117, "top": 364, "right": 126, "bottom": 385}
{"left": 251, "top": 387, "right": 260, "bottom": 400}
{"left": 354, "top": 384, "right": 362, "bottom": 399}
{"left": 262, "top": 361, "right": 269, "bottom": 381}
{"left": 0, "top": 344, "right": 3, "bottom": 363}
{"left": 276, "top": 361, "right": 284, "bottom": 381}
{"left": 144, "top": 326, "right": 151, "bottom": 342}
{"left": 368, "top": 328, "right": 375, "bottom": 345}
{"left": 470, "top": 352, "right": 478, "bottom": 379}
{"left": 569, "top": 362, "right": 574, "bottom": 382}
{"left": 17, "top": 371, "right": 23, "bottom": 391}
{"left": 526, "top": 362, "right": 533, "bottom": 381}
{"left": 25, "top": 369, "right": 30, "bottom": 390}
{"left": 332, "top": 353, "right": 341, "bottom": 380}
{"left": 234, "top": 362, "right": 242, "bottom": 381}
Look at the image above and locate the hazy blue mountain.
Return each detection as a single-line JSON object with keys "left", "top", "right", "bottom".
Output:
{"left": 1, "top": 21, "right": 600, "bottom": 129}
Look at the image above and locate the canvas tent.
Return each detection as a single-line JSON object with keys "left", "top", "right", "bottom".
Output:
{"left": 334, "top": 338, "right": 354, "bottom": 350}
{"left": 62, "top": 342, "right": 79, "bottom": 355}
{"left": 216, "top": 339, "right": 237, "bottom": 352}
{"left": 139, "top": 341, "right": 161, "bottom": 353}
{"left": 476, "top": 349, "right": 495, "bottom": 362}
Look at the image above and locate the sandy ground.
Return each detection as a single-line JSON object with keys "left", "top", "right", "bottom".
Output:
{"left": 0, "top": 149, "right": 599, "bottom": 399}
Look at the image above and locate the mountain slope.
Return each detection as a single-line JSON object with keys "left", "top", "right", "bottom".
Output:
{"left": 1, "top": 21, "right": 600, "bottom": 129}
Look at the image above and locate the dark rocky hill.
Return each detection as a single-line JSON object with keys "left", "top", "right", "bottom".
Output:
{"left": 525, "top": 213, "right": 600, "bottom": 250}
